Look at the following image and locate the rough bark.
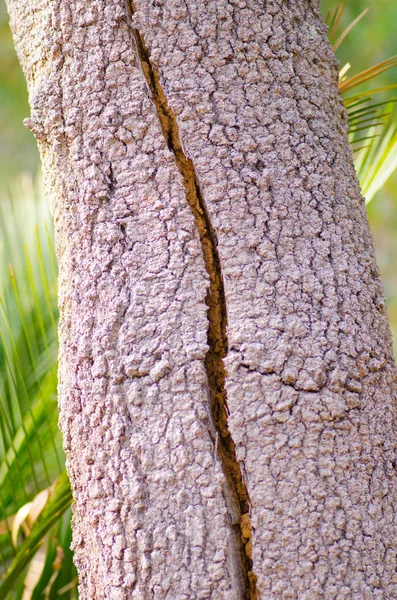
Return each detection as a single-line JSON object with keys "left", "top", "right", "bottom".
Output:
{"left": 5, "top": 0, "right": 397, "bottom": 598}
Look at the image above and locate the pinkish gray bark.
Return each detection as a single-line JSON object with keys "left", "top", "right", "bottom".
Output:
{"left": 5, "top": 0, "right": 397, "bottom": 598}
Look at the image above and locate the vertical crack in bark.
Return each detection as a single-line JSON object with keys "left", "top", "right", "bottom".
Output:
{"left": 128, "top": 4, "right": 257, "bottom": 599}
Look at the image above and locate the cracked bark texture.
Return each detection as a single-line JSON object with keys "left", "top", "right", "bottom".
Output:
{"left": 5, "top": 0, "right": 397, "bottom": 598}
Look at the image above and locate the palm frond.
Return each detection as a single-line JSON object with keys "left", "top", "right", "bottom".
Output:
{"left": 344, "top": 84, "right": 397, "bottom": 106}
{"left": 339, "top": 57, "right": 397, "bottom": 94}
{"left": 0, "top": 472, "right": 73, "bottom": 599}
{"left": 354, "top": 106, "right": 397, "bottom": 203}
{"left": 328, "top": 5, "right": 397, "bottom": 203}
{"left": 0, "top": 178, "right": 62, "bottom": 520}
{"left": 0, "top": 176, "right": 75, "bottom": 597}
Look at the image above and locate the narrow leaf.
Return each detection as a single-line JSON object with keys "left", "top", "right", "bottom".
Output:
{"left": 333, "top": 8, "right": 369, "bottom": 52}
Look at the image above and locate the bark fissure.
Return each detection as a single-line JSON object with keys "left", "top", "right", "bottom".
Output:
{"left": 129, "top": 4, "right": 257, "bottom": 598}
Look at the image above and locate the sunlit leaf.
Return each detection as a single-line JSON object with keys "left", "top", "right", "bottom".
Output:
{"left": 0, "top": 472, "right": 72, "bottom": 598}
{"left": 22, "top": 535, "right": 48, "bottom": 600}
{"left": 339, "top": 62, "right": 351, "bottom": 81}
{"left": 355, "top": 108, "right": 397, "bottom": 203}
{"left": 339, "top": 57, "right": 397, "bottom": 94}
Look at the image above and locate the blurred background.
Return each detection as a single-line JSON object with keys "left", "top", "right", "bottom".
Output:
{"left": 0, "top": 1, "right": 396, "bottom": 597}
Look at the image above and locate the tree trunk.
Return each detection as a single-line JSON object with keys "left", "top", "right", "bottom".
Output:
{"left": 6, "top": 0, "right": 397, "bottom": 598}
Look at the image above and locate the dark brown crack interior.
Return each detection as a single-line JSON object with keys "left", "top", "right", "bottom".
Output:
{"left": 129, "top": 4, "right": 258, "bottom": 598}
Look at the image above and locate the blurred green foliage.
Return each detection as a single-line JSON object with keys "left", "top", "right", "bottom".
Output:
{"left": 0, "top": 177, "right": 76, "bottom": 597}
{"left": 0, "top": 4, "right": 39, "bottom": 185}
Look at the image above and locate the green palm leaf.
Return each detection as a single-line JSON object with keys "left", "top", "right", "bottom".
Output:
{"left": 0, "top": 177, "right": 74, "bottom": 598}
{"left": 329, "top": 3, "right": 397, "bottom": 203}
{"left": 354, "top": 106, "right": 397, "bottom": 203}
{"left": 0, "top": 471, "right": 73, "bottom": 599}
